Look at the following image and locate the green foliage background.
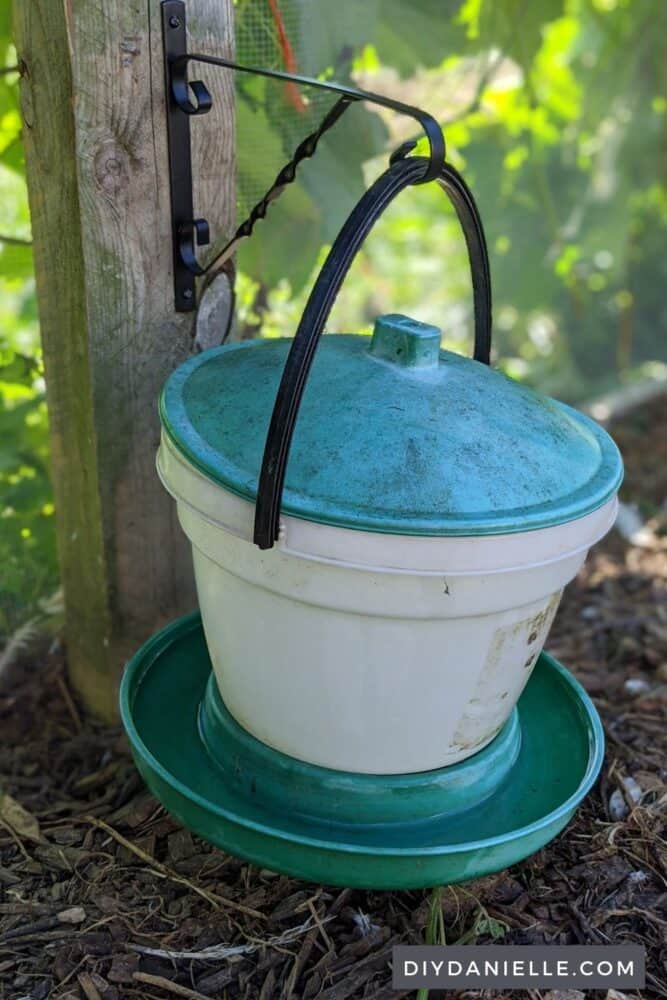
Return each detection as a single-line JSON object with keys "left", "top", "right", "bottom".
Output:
{"left": 233, "top": 0, "right": 667, "bottom": 398}
{"left": 0, "top": 2, "right": 54, "bottom": 641}
{"left": 1, "top": 0, "right": 666, "bottom": 640}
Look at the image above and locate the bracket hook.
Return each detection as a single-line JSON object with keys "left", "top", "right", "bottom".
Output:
{"left": 172, "top": 78, "right": 213, "bottom": 116}
{"left": 178, "top": 219, "right": 210, "bottom": 276}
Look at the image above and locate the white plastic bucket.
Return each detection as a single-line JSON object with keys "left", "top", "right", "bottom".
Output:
{"left": 158, "top": 432, "right": 616, "bottom": 774}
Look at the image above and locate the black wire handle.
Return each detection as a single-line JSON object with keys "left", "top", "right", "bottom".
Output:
{"left": 253, "top": 154, "right": 493, "bottom": 549}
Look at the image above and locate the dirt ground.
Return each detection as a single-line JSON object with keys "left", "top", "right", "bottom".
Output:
{"left": 0, "top": 396, "right": 665, "bottom": 1000}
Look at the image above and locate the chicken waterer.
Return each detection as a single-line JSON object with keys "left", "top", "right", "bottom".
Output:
{"left": 120, "top": 153, "right": 622, "bottom": 888}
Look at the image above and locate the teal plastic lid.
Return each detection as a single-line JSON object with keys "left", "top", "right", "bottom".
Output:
{"left": 160, "top": 314, "right": 623, "bottom": 537}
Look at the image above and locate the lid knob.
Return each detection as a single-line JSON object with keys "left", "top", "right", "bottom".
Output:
{"left": 369, "top": 314, "right": 441, "bottom": 369}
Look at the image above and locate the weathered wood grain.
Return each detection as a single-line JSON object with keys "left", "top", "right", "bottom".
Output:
{"left": 15, "top": 0, "right": 234, "bottom": 718}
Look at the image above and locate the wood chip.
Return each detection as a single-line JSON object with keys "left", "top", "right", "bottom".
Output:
{"left": 78, "top": 971, "right": 103, "bottom": 1000}
{"left": 133, "top": 971, "right": 214, "bottom": 1000}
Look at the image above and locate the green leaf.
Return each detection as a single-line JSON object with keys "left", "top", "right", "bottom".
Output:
{"left": 374, "top": 0, "right": 466, "bottom": 75}
{"left": 0, "top": 239, "right": 32, "bottom": 279}
{"left": 292, "top": 0, "right": 381, "bottom": 76}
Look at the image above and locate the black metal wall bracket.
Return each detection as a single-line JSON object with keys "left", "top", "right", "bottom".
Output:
{"left": 161, "top": 0, "right": 446, "bottom": 312}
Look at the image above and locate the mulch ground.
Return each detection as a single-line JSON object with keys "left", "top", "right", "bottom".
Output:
{"left": 0, "top": 396, "right": 665, "bottom": 1000}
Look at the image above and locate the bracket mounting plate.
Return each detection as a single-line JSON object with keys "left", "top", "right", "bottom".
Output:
{"left": 162, "top": 1, "right": 209, "bottom": 312}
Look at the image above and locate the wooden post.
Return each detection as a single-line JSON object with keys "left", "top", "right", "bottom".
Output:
{"left": 14, "top": 1, "right": 234, "bottom": 718}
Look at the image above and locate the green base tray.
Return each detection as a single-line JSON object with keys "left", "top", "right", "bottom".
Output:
{"left": 120, "top": 612, "right": 604, "bottom": 890}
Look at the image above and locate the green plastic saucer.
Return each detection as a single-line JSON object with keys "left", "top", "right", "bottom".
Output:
{"left": 120, "top": 612, "right": 604, "bottom": 889}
